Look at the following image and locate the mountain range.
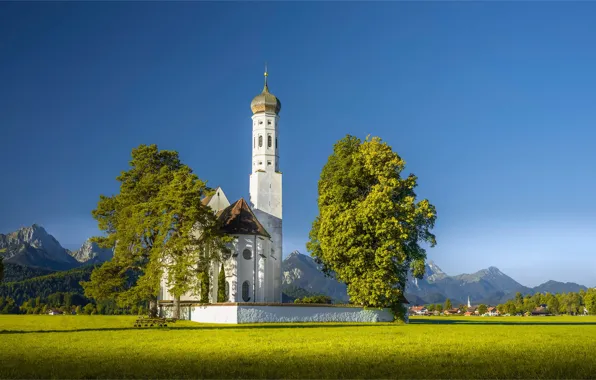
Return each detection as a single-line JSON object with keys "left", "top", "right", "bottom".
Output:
{"left": 0, "top": 225, "right": 113, "bottom": 271}
{"left": 0, "top": 225, "right": 589, "bottom": 305}
{"left": 282, "top": 251, "right": 588, "bottom": 306}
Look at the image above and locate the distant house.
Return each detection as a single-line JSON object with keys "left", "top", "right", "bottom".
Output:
{"left": 409, "top": 306, "right": 428, "bottom": 315}
{"left": 486, "top": 307, "right": 499, "bottom": 316}
{"left": 444, "top": 308, "right": 461, "bottom": 315}
{"left": 531, "top": 306, "right": 549, "bottom": 316}
{"left": 48, "top": 309, "right": 63, "bottom": 315}
{"left": 463, "top": 311, "right": 474, "bottom": 316}
{"left": 467, "top": 306, "right": 478, "bottom": 315}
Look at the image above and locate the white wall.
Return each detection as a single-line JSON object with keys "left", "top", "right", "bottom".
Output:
{"left": 190, "top": 305, "right": 238, "bottom": 324}
{"left": 187, "top": 305, "right": 396, "bottom": 324}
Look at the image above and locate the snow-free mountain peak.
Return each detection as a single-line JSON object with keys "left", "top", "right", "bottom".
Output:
{"left": 0, "top": 224, "right": 78, "bottom": 270}
{"left": 69, "top": 239, "right": 114, "bottom": 263}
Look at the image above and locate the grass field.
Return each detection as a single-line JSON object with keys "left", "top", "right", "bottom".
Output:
{"left": 1, "top": 315, "right": 596, "bottom": 379}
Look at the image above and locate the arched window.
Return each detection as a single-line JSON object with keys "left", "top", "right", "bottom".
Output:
{"left": 268, "top": 135, "right": 272, "bottom": 148}
{"left": 225, "top": 281, "right": 230, "bottom": 301}
{"left": 242, "top": 281, "right": 250, "bottom": 302}
{"left": 243, "top": 248, "right": 252, "bottom": 260}
{"left": 258, "top": 135, "right": 263, "bottom": 147}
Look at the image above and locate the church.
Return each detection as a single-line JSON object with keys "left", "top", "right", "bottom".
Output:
{"left": 158, "top": 69, "right": 283, "bottom": 304}
{"left": 156, "top": 70, "right": 397, "bottom": 324}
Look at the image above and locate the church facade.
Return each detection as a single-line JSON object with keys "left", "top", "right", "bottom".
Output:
{"left": 158, "top": 70, "right": 283, "bottom": 304}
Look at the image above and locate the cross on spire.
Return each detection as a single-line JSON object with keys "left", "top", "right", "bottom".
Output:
{"left": 263, "top": 62, "right": 269, "bottom": 92}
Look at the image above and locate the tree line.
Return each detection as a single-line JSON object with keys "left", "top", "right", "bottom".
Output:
{"left": 0, "top": 265, "right": 97, "bottom": 305}
{"left": 0, "top": 291, "right": 145, "bottom": 315}
{"left": 496, "top": 290, "right": 596, "bottom": 315}
{"left": 421, "top": 290, "right": 596, "bottom": 315}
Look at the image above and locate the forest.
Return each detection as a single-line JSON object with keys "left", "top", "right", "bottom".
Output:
{"left": 0, "top": 264, "right": 143, "bottom": 315}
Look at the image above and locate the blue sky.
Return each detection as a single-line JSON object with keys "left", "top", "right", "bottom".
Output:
{"left": 1, "top": 2, "right": 595, "bottom": 287}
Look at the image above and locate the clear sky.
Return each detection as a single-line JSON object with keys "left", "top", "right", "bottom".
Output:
{"left": 1, "top": 2, "right": 595, "bottom": 287}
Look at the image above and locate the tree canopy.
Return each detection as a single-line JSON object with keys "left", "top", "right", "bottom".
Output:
{"left": 81, "top": 144, "right": 228, "bottom": 317}
{"left": 444, "top": 298, "right": 452, "bottom": 310}
{"left": 307, "top": 135, "right": 437, "bottom": 319}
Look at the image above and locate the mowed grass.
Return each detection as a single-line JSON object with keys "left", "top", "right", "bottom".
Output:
{"left": 1, "top": 315, "right": 596, "bottom": 379}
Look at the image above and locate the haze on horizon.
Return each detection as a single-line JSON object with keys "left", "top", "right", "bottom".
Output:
{"left": 1, "top": 2, "right": 595, "bottom": 288}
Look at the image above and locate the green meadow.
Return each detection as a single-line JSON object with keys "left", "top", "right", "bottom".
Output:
{"left": 1, "top": 315, "right": 596, "bottom": 379}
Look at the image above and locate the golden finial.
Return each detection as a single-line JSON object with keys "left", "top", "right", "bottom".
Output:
{"left": 263, "top": 62, "right": 269, "bottom": 92}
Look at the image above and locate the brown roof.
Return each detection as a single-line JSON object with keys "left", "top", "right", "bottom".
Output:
{"left": 217, "top": 198, "right": 270, "bottom": 238}
{"left": 532, "top": 306, "right": 549, "bottom": 315}
{"left": 201, "top": 193, "right": 214, "bottom": 206}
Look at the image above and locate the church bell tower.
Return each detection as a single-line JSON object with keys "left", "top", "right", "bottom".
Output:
{"left": 249, "top": 66, "right": 282, "bottom": 302}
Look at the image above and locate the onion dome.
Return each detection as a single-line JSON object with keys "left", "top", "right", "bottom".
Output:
{"left": 250, "top": 68, "right": 281, "bottom": 115}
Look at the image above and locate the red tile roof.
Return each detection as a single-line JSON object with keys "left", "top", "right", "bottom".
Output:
{"left": 217, "top": 198, "right": 270, "bottom": 238}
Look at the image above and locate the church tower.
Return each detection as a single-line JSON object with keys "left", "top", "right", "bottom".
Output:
{"left": 249, "top": 67, "right": 282, "bottom": 302}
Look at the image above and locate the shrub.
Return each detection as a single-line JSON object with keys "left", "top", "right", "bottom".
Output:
{"left": 294, "top": 295, "right": 332, "bottom": 304}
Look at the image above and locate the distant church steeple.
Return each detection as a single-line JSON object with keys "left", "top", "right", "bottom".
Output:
{"left": 467, "top": 296, "right": 471, "bottom": 308}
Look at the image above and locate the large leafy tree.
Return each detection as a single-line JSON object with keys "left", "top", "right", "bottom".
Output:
{"left": 82, "top": 144, "right": 226, "bottom": 318}
{"left": 307, "top": 135, "right": 437, "bottom": 320}
{"left": 155, "top": 166, "right": 231, "bottom": 318}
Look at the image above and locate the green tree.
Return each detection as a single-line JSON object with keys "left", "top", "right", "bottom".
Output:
{"left": 217, "top": 263, "right": 226, "bottom": 302}
{"left": 584, "top": 289, "right": 596, "bottom": 315}
{"left": 0, "top": 256, "right": 4, "bottom": 282}
{"left": 155, "top": 165, "right": 230, "bottom": 318}
{"left": 546, "top": 294, "right": 560, "bottom": 315}
{"left": 75, "top": 305, "right": 82, "bottom": 315}
{"left": 307, "top": 135, "right": 437, "bottom": 320}
{"left": 83, "top": 303, "right": 94, "bottom": 315}
{"left": 514, "top": 292, "right": 523, "bottom": 308}
{"left": 81, "top": 145, "right": 196, "bottom": 317}
{"left": 426, "top": 304, "right": 435, "bottom": 312}
{"left": 478, "top": 304, "right": 488, "bottom": 315}
{"left": 458, "top": 304, "right": 466, "bottom": 312}
{"left": 81, "top": 145, "right": 188, "bottom": 316}
{"left": 444, "top": 298, "right": 452, "bottom": 310}
{"left": 435, "top": 304, "right": 443, "bottom": 313}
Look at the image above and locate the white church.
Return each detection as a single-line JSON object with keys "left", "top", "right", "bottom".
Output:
{"left": 158, "top": 70, "right": 283, "bottom": 304}
{"left": 157, "top": 69, "right": 397, "bottom": 324}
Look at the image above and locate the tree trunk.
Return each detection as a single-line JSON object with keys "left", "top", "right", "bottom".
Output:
{"left": 148, "top": 297, "right": 158, "bottom": 318}
{"left": 173, "top": 295, "right": 181, "bottom": 320}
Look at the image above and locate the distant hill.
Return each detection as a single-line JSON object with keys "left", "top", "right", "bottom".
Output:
{"left": 281, "top": 251, "right": 589, "bottom": 306}
{"left": 532, "top": 280, "right": 587, "bottom": 294}
{"left": 0, "top": 264, "right": 97, "bottom": 305}
{"left": 1, "top": 263, "right": 55, "bottom": 283}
